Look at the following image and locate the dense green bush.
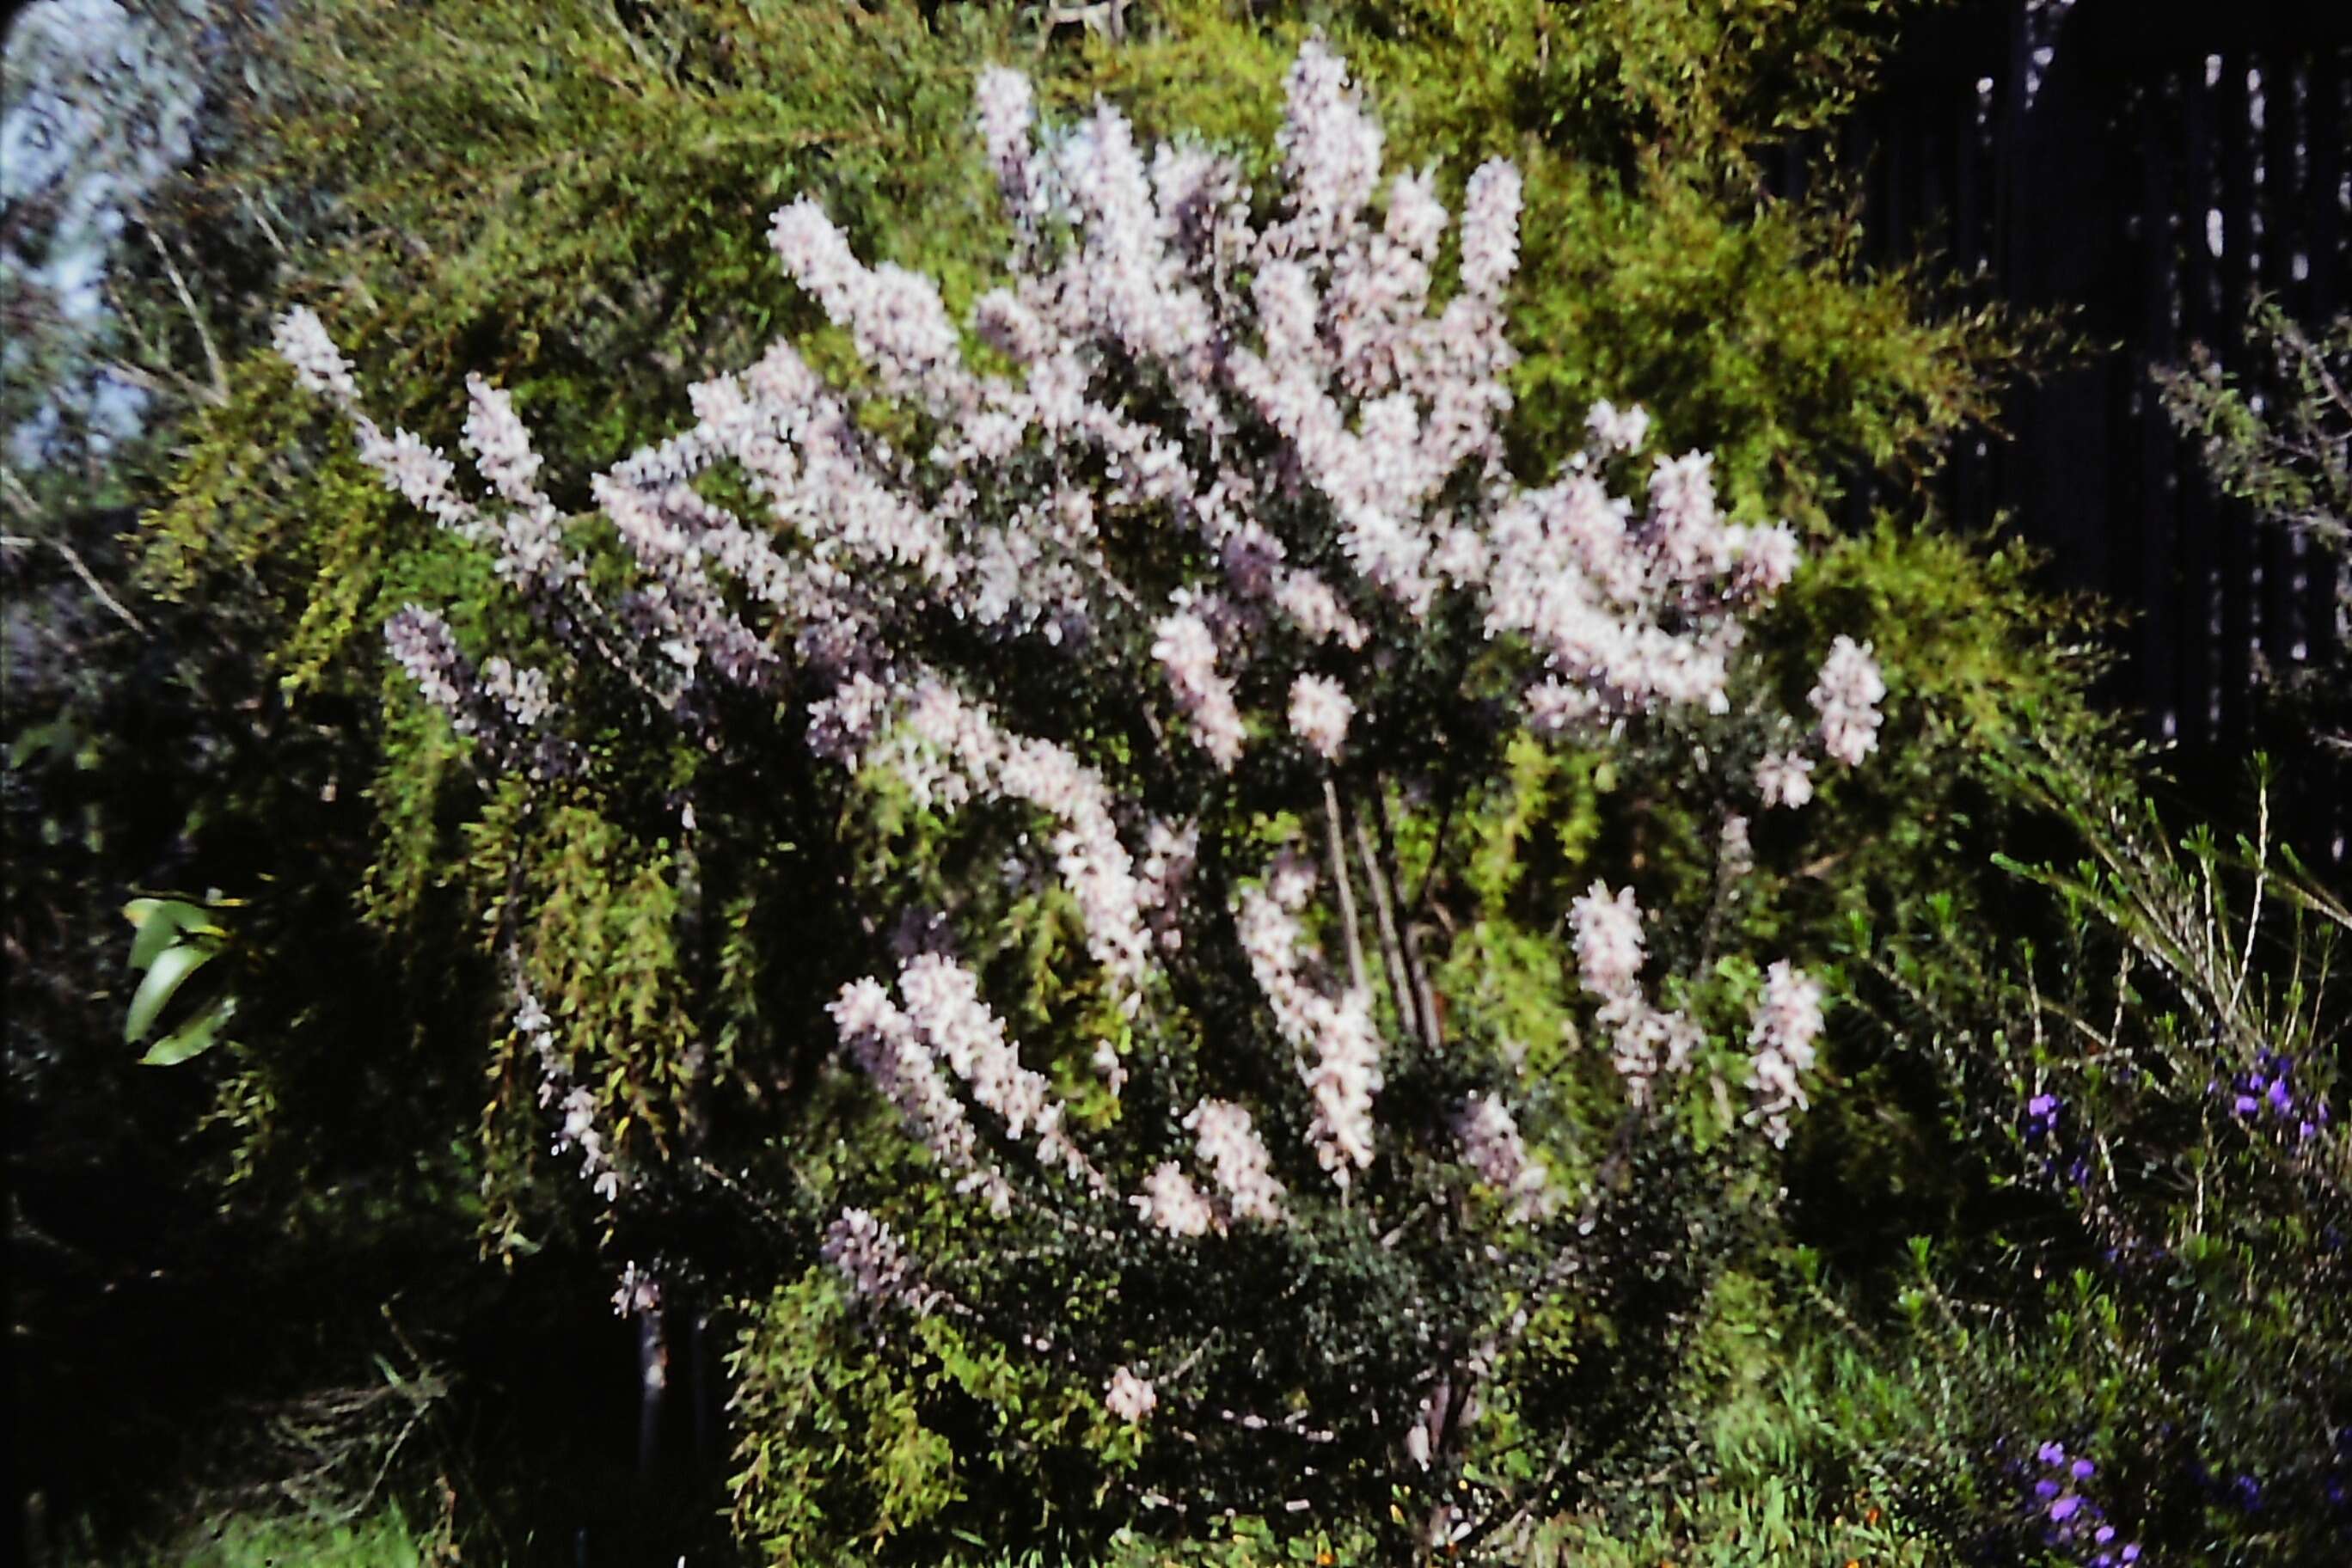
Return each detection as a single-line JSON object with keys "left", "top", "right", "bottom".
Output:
{"left": 1838, "top": 748, "right": 2352, "bottom": 1567}
{"left": 19, "top": 3, "right": 2300, "bottom": 1564}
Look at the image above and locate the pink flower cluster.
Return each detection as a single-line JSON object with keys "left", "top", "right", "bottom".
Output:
{"left": 1105, "top": 1364, "right": 1158, "bottom": 1423}
{"left": 1810, "top": 635, "right": 1888, "bottom": 768}
{"left": 1287, "top": 674, "right": 1355, "bottom": 762}
{"left": 828, "top": 974, "right": 1009, "bottom": 1215}
{"left": 1451, "top": 1093, "right": 1557, "bottom": 1222}
{"left": 1570, "top": 881, "right": 1703, "bottom": 1107}
{"left": 824, "top": 1207, "right": 937, "bottom": 1314}
{"left": 610, "top": 1261, "right": 660, "bottom": 1320}
{"left": 1185, "top": 1099, "right": 1287, "bottom": 1225}
{"left": 515, "top": 987, "right": 624, "bottom": 1203}
{"left": 1130, "top": 1161, "right": 1217, "bottom": 1239}
{"left": 1747, "top": 960, "right": 1826, "bottom": 1148}
{"left": 1152, "top": 606, "right": 1247, "bottom": 769}
{"left": 875, "top": 679, "right": 1153, "bottom": 1006}
{"left": 1238, "top": 855, "right": 1385, "bottom": 1187}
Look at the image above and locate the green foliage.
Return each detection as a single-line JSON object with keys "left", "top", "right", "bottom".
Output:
{"left": 728, "top": 1273, "right": 961, "bottom": 1559}
{"left": 16, "top": 0, "right": 2180, "bottom": 1559}
{"left": 122, "top": 895, "right": 239, "bottom": 1063}
{"left": 2153, "top": 300, "right": 2351, "bottom": 753}
{"left": 2154, "top": 302, "right": 2352, "bottom": 560}
{"left": 730, "top": 1268, "right": 1148, "bottom": 1562}
{"left": 48, "top": 1505, "right": 447, "bottom": 1568}
{"left": 1846, "top": 748, "right": 2352, "bottom": 1565}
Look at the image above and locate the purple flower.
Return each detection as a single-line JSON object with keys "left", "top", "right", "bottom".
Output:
{"left": 2050, "top": 1495, "right": 2082, "bottom": 1523}
{"left": 2039, "top": 1441, "right": 2068, "bottom": 1466}
{"left": 2073, "top": 1457, "right": 2097, "bottom": 1479}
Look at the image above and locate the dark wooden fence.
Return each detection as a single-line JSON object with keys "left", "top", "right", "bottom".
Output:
{"left": 1774, "top": 0, "right": 2351, "bottom": 866}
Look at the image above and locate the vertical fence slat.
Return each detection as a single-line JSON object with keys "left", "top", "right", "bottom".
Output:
{"left": 2218, "top": 53, "right": 2260, "bottom": 744}
{"left": 2309, "top": 54, "right": 2348, "bottom": 861}
{"left": 1953, "top": 70, "right": 1990, "bottom": 532}
{"left": 2179, "top": 52, "right": 2223, "bottom": 746}
{"left": 2255, "top": 56, "right": 2306, "bottom": 712}
{"left": 2137, "top": 77, "right": 2183, "bottom": 738}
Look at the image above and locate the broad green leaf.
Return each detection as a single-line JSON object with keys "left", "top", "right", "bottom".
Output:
{"left": 126, "top": 897, "right": 214, "bottom": 971}
{"left": 126, "top": 942, "right": 216, "bottom": 1043}
{"left": 7, "top": 717, "right": 75, "bottom": 769}
{"left": 138, "top": 995, "right": 236, "bottom": 1066}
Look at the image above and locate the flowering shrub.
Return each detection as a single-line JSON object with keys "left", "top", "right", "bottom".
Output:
{"left": 273, "top": 37, "right": 1897, "bottom": 1557}
{"left": 1855, "top": 754, "right": 2352, "bottom": 1565}
{"left": 2020, "top": 1441, "right": 2141, "bottom": 1567}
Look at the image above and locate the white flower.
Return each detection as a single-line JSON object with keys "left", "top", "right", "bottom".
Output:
{"left": 384, "top": 606, "right": 478, "bottom": 733}
{"left": 1734, "top": 522, "right": 1801, "bottom": 597}
{"left": 975, "top": 65, "right": 1039, "bottom": 224}
{"left": 611, "top": 1262, "right": 661, "bottom": 1319}
{"left": 1275, "top": 40, "right": 1383, "bottom": 259}
{"left": 895, "top": 952, "right": 1092, "bottom": 1182}
{"left": 1719, "top": 813, "right": 1755, "bottom": 877}
{"left": 1756, "top": 750, "right": 1816, "bottom": 809}
{"left": 1810, "top": 636, "right": 1887, "bottom": 768}
{"left": 1136, "top": 819, "right": 1199, "bottom": 955}
{"left": 823, "top": 1207, "right": 935, "bottom": 1313}
{"left": 1748, "top": 960, "right": 1826, "bottom": 1147}
{"left": 1153, "top": 609, "right": 1246, "bottom": 769}
{"left": 1596, "top": 991, "right": 1704, "bottom": 1107}
{"left": 1570, "top": 881, "right": 1645, "bottom": 997}
{"left": 1237, "top": 865, "right": 1385, "bottom": 1186}
{"left": 770, "top": 196, "right": 971, "bottom": 409}
{"left": 1186, "top": 1099, "right": 1285, "bottom": 1223}
{"left": 462, "top": 374, "right": 553, "bottom": 513}
{"left": 1457, "top": 159, "right": 1522, "bottom": 300}
{"left": 1452, "top": 1093, "right": 1556, "bottom": 1222}
{"left": 1130, "top": 1161, "right": 1216, "bottom": 1238}
{"left": 1585, "top": 399, "right": 1651, "bottom": 455}
{"left": 1106, "top": 1365, "right": 1157, "bottom": 1423}
{"left": 273, "top": 307, "right": 359, "bottom": 403}
{"left": 1300, "top": 988, "right": 1382, "bottom": 1182}
{"left": 830, "top": 977, "right": 991, "bottom": 1200}
{"left": 1288, "top": 674, "right": 1355, "bottom": 761}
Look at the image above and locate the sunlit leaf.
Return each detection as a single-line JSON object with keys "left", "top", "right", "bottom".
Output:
{"left": 125, "top": 941, "right": 216, "bottom": 1043}
{"left": 138, "top": 995, "right": 236, "bottom": 1066}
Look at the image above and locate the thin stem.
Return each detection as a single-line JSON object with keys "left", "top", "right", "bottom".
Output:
{"left": 1407, "top": 781, "right": 1459, "bottom": 916}
{"left": 1352, "top": 804, "right": 1420, "bottom": 1047}
{"left": 2228, "top": 784, "right": 2270, "bottom": 1021}
{"left": 142, "top": 222, "right": 228, "bottom": 405}
{"left": 1374, "top": 784, "right": 1444, "bottom": 1051}
{"left": 0, "top": 475, "right": 149, "bottom": 637}
{"left": 1321, "top": 774, "right": 1370, "bottom": 999}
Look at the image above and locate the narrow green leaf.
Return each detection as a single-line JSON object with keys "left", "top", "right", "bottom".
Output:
{"left": 126, "top": 897, "right": 211, "bottom": 971}
{"left": 8, "top": 717, "right": 75, "bottom": 769}
{"left": 138, "top": 996, "right": 235, "bottom": 1067}
{"left": 126, "top": 942, "right": 216, "bottom": 1043}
